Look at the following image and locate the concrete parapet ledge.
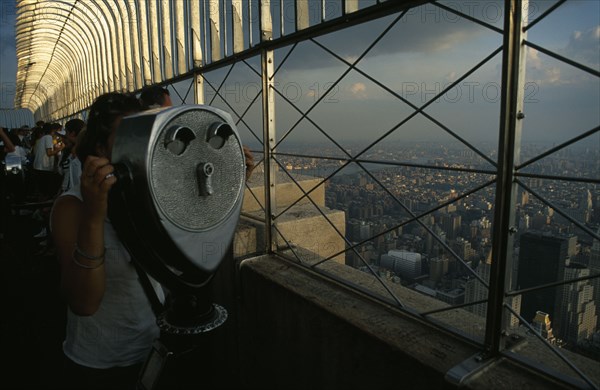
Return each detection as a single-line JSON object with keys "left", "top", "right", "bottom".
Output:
{"left": 238, "top": 254, "right": 586, "bottom": 389}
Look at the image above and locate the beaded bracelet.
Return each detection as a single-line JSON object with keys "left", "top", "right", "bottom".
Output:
{"left": 75, "top": 246, "right": 106, "bottom": 261}
{"left": 72, "top": 252, "right": 105, "bottom": 269}
{"left": 72, "top": 246, "right": 106, "bottom": 269}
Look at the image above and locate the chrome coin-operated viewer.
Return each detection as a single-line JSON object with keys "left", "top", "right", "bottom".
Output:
{"left": 108, "top": 105, "right": 246, "bottom": 390}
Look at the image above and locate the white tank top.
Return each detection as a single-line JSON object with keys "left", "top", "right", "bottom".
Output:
{"left": 54, "top": 184, "right": 165, "bottom": 368}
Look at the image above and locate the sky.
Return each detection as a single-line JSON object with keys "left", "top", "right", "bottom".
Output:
{"left": 0, "top": 1, "right": 16, "bottom": 110}
{"left": 203, "top": 0, "right": 600, "bottom": 150}
{"left": 0, "top": 0, "right": 598, "bottom": 149}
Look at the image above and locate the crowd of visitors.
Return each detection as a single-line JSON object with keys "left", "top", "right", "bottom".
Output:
{"left": 1, "top": 120, "right": 82, "bottom": 244}
{"left": 1, "top": 120, "right": 84, "bottom": 203}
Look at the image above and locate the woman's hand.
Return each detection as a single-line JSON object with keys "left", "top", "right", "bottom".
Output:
{"left": 81, "top": 156, "right": 117, "bottom": 221}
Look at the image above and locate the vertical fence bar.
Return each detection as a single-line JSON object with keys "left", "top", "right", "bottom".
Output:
{"left": 486, "top": 0, "right": 528, "bottom": 354}
{"left": 160, "top": 0, "right": 174, "bottom": 79}
{"left": 261, "top": 0, "right": 276, "bottom": 253}
{"left": 117, "top": 3, "right": 134, "bottom": 91}
{"left": 190, "top": 0, "right": 203, "bottom": 68}
{"left": 296, "top": 0, "right": 309, "bottom": 31}
{"left": 127, "top": 1, "right": 142, "bottom": 89}
{"left": 137, "top": 0, "right": 152, "bottom": 85}
{"left": 148, "top": 0, "right": 162, "bottom": 83}
{"left": 194, "top": 71, "right": 205, "bottom": 104}
{"left": 345, "top": 0, "right": 359, "bottom": 14}
{"left": 209, "top": 0, "right": 222, "bottom": 62}
{"left": 222, "top": 0, "right": 228, "bottom": 57}
{"left": 232, "top": 0, "right": 244, "bottom": 53}
{"left": 174, "top": 1, "right": 187, "bottom": 76}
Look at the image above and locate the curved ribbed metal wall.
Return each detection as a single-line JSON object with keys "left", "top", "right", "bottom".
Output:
{"left": 14, "top": 0, "right": 372, "bottom": 121}
{"left": 15, "top": 0, "right": 201, "bottom": 120}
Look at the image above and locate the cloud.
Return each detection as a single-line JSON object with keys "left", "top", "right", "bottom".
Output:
{"left": 562, "top": 25, "right": 600, "bottom": 69}
{"left": 282, "top": 4, "right": 489, "bottom": 71}
{"left": 348, "top": 82, "right": 367, "bottom": 99}
{"left": 445, "top": 71, "right": 457, "bottom": 82}
{"left": 526, "top": 26, "right": 600, "bottom": 87}
{"left": 526, "top": 48, "right": 566, "bottom": 86}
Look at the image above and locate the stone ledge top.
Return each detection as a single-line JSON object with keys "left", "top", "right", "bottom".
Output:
{"left": 240, "top": 254, "right": 580, "bottom": 389}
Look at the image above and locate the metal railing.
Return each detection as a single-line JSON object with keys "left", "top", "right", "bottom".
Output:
{"left": 200, "top": 1, "right": 600, "bottom": 387}
{"left": 34, "top": 0, "right": 599, "bottom": 387}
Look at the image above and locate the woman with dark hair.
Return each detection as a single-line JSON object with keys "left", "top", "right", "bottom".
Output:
{"left": 139, "top": 85, "right": 172, "bottom": 110}
{"left": 51, "top": 93, "right": 164, "bottom": 389}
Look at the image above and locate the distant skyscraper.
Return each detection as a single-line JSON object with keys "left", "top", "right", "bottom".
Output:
{"left": 452, "top": 237, "right": 476, "bottom": 263}
{"left": 429, "top": 257, "right": 449, "bottom": 283}
{"left": 465, "top": 261, "right": 491, "bottom": 319}
{"left": 520, "top": 190, "right": 529, "bottom": 206}
{"left": 590, "top": 228, "right": 600, "bottom": 328}
{"left": 441, "top": 213, "right": 461, "bottom": 240}
{"left": 380, "top": 250, "right": 422, "bottom": 280}
{"left": 464, "top": 255, "right": 520, "bottom": 329}
{"left": 517, "top": 232, "right": 570, "bottom": 323}
{"left": 580, "top": 190, "right": 593, "bottom": 223}
{"left": 531, "top": 311, "right": 556, "bottom": 344}
{"left": 359, "top": 222, "right": 372, "bottom": 241}
{"left": 530, "top": 213, "right": 548, "bottom": 230}
{"left": 518, "top": 214, "right": 530, "bottom": 231}
{"left": 555, "top": 263, "right": 597, "bottom": 346}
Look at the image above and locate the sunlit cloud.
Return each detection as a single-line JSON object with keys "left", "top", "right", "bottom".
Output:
{"left": 445, "top": 71, "right": 457, "bottom": 82}
{"left": 527, "top": 48, "right": 566, "bottom": 86}
{"left": 349, "top": 82, "right": 367, "bottom": 99}
{"left": 526, "top": 25, "right": 600, "bottom": 87}
{"left": 563, "top": 25, "right": 600, "bottom": 68}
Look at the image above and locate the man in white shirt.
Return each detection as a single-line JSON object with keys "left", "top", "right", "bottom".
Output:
{"left": 32, "top": 122, "right": 65, "bottom": 200}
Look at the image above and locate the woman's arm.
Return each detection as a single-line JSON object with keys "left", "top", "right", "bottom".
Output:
{"left": 0, "top": 127, "right": 16, "bottom": 153}
{"left": 52, "top": 195, "right": 106, "bottom": 316}
{"left": 51, "top": 156, "right": 117, "bottom": 316}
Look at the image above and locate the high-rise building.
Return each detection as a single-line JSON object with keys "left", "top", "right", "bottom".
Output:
{"left": 580, "top": 189, "right": 593, "bottom": 223}
{"left": 429, "top": 257, "right": 449, "bottom": 283}
{"left": 464, "top": 261, "right": 490, "bottom": 319}
{"left": 531, "top": 311, "right": 556, "bottom": 344}
{"left": 464, "top": 256, "right": 521, "bottom": 329}
{"left": 452, "top": 237, "right": 476, "bottom": 263}
{"left": 518, "top": 214, "right": 530, "bottom": 231}
{"left": 517, "top": 232, "right": 570, "bottom": 323}
{"left": 530, "top": 213, "right": 549, "bottom": 230}
{"left": 590, "top": 227, "right": 600, "bottom": 323}
{"left": 380, "top": 250, "right": 422, "bottom": 280}
{"left": 520, "top": 190, "right": 529, "bottom": 206}
{"left": 555, "top": 263, "right": 597, "bottom": 346}
{"left": 441, "top": 213, "right": 461, "bottom": 240}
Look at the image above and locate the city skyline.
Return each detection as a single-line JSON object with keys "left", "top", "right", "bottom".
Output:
{"left": 271, "top": 139, "right": 599, "bottom": 360}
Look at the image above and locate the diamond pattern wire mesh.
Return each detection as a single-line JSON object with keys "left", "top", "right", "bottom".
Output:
{"left": 499, "top": 2, "right": 599, "bottom": 387}
{"left": 164, "top": 78, "right": 195, "bottom": 106}
{"left": 125, "top": 1, "right": 599, "bottom": 386}
{"left": 513, "top": 6, "right": 600, "bottom": 291}
{"left": 200, "top": 59, "right": 268, "bottom": 220}
{"left": 196, "top": 6, "right": 505, "bottom": 315}
{"left": 269, "top": 6, "right": 502, "bottom": 311}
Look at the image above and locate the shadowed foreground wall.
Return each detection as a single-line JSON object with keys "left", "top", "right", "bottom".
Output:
{"left": 235, "top": 255, "right": 571, "bottom": 390}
